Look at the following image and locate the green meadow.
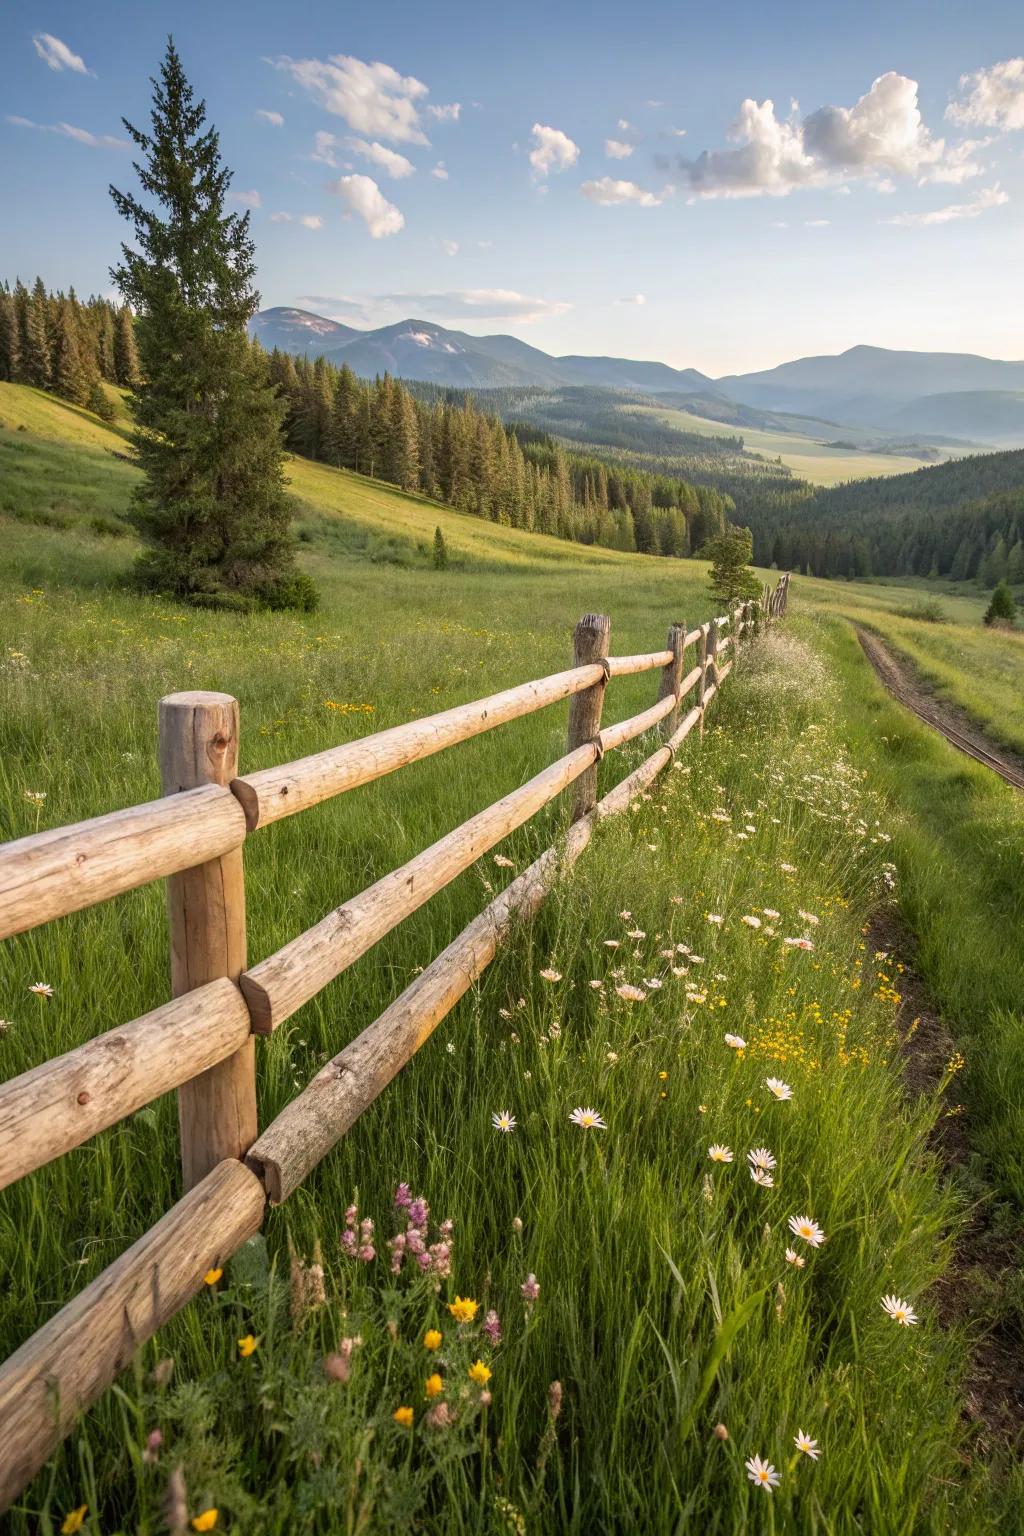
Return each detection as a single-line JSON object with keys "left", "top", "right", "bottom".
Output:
{"left": 2, "top": 383, "right": 1023, "bottom": 1532}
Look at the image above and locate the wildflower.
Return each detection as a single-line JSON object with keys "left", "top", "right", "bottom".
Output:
{"left": 724, "top": 1033, "right": 747, "bottom": 1050}
{"left": 539, "top": 968, "right": 562, "bottom": 983}
{"left": 606, "top": 1050, "right": 619, "bottom": 1063}
{"left": 569, "top": 1107, "right": 607, "bottom": 1130}
{"left": 468, "top": 1359, "right": 492, "bottom": 1386}
{"left": 707, "top": 913, "right": 724, "bottom": 925}
{"left": 626, "top": 928, "right": 646, "bottom": 940}
{"left": 788, "top": 1215, "right": 825, "bottom": 1248}
{"left": 395, "top": 1183, "right": 412, "bottom": 1207}
{"left": 794, "top": 1430, "right": 820, "bottom": 1459}
{"left": 23, "top": 789, "right": 46, "bottom": 806}
{"left": 521, "top": 1272, "right": 540, "bottom": 1303}
{"left": 707, "top": 1144, "right": 733, "bottom": 1163}
{"left": 237, "top": 1334, "right": 258, "bottom": 1357}
{"left": 748, "top": 1147, "right": 776, "bottom": 1172}
{"left": 643, "top": 977, "right": 663, "bottom": 990}
{"left": 881, "top": 1294, "right": 918, "bottom": 1327}
{"left": 143, "top": 1428, "right": 164, "bottom": 1463}
{"left": 766, "top": 1078, "right": 793, "bottom": 1101}
{"left": 393, "top": 1405, "right": 415, "bottom": 1428}
{"left": 589, "top": 979, "right": 603, "bottom": 990}
{"left": 741, "top": 915, "right": 761, "bottom": 929}
{"left": 449, "top": 1296, "right": 479, "bottom": 1324}
{"left": 426, "top": 1401, "right": 453, "bottom": 1429}
{"left": 425, "top": 1373, "right": 444, "bottom": 1399}
{"left": 745, "top": 1454, "right": 781, "bottom": 1492}
{"left": 713, "top": 1423, "right": 729, "bottom": 1441}
{"left": 191, "top": 1514, "right": 218, "bottom": 1533}
{"left": 763, "top": 908, "right": 780, "bottom": 920}
{"left": 798, "top": 910, "right": 819, "bottom": 925}
{"left": 785, "top": 1247, "right": 805, "bottom": 1269}
{"left": 614, "top": 984, "right": 646, "bottom": 1002}
{"left": 493, "top": 854, "right": 515, "bottom": 868}
{"left": 781, "top": 862, "right": 797, "bottom": 873}
{"left": 603, "top": 938, "right": 620, "bottom": 949}
{"left": 658, "top": 1071, "right": 668, "bottom": 1081}
{"left": 750, "top": 1167, "right": 774, "bottom": 1188}
{"left": 783, "top": 936, "right": 815, "bottom": 951}
{"left": 446, "top": 1041, "right": 456, "bottom": 1054}
{"left": 492, "top": 1110, "right": 517, "bottom": 1133}
{"left": 61, "top": 1509, "right": 88, "bottom": 1535}
{"left": 29, "top": 982, "right": 53, "bottom": 999}
{"left": 512, "top": 1216, "right": 524, "bottom": 1233}
{"left": 203, "top": 1268, "right": 223, "bottom": 1286}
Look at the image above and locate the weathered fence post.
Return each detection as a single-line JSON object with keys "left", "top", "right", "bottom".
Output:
{"left": 697, "top": 622, "right": 709, "bottom": 738}
{"left": 159, "top": 692, "right": 257, "bottom": 1190}
{"left": 566, "top": 613, "right": 611, "bottom": 821}
{"left": 657, "top": 621, "right": 686, "bottom": 739}
{"left": 706, "top": 618, "right": 720, "bottom": 709}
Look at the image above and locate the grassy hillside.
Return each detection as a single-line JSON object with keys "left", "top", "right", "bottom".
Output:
{"left": 2, "top": 383, "right": 1023, "bottom": 1530}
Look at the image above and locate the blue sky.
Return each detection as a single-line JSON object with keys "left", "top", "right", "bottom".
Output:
{"left": 3, "top": 0, "right": 1023, "bottom": 374}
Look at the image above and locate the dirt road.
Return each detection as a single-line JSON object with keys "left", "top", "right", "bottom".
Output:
{"left": 855, "top": 626, "right": 1024, "bottom": 791}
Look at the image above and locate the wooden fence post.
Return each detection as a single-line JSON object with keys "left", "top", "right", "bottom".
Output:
{"left": 657, "top": 621, "right": 686, "bottom": 739}
{"left": 697, "top": 622, "right": 709, "bottom": 739}
{"left": 706, "top": 618, "right": 720, "bottom": 702}
{"left": 159, "top": 692, "right": 257, "bottom": 1191}
{"left": 566, "top": 613, "right": 610, "bottom": 821}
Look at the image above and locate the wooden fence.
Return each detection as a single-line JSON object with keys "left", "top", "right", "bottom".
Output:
{"left": 0, "top": 573, "right": 789, "bottom": 1510}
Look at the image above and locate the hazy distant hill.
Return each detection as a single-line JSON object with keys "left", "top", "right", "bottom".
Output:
{"left": 249, "top": 311, "right": 1024, "bottom": 449}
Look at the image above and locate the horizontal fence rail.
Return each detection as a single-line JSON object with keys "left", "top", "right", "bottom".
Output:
{"left": 0, "top": 577, "right": 789, "bottom": 1512}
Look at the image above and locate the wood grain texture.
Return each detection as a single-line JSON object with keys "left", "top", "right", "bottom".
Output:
{"left": 0, "top": 786, "right": 245, "bottom": 941}
{"left": 0, "top": 1158, "right": 266, "bottom": 1515}
{"left": 231, "top": 664, "right": 605, "bottom": 831}
{"left": 656, "top": 623, "right": 686, "bottom": 737}
{"left": 0, "top": 979, "right": 251, "bottom": 1192}
{"left": 159, "top": 692, "right": 257, "bottom": 1190}
{"left": 240, "top": 742, "right": 598, "bottom": 1033}
{"left": 604, "top": 649, "right": 674, "bottom": 678}
{"left": 597, "top": 693, "right": 675, "bottom": 754}
{"left": 566, "top": 614, "right": 611, "bottom": 821}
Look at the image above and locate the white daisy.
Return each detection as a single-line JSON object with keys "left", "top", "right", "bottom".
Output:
{"left": 788, "top": 1215, "right": 825, "bottom": 1247}
{"left": 539, "top": 968, "right": 562, "bottom": 983}
{"left": 569, "top": 1107, "right": 607, "bottom": 1130}
{"left": 766, "top": 1078, "right": 793, "bottom": 1101}
{"left": 28, "top": 982, "right": 53, "bottom": 999}
{"left": 491, "top": 1110, "right": 517, "bottom": 1133}
{"left": 750, "top": 1167, "right": 774, "bottom": 1187}
{"left": 794, "top": 1430, "right": 820, "bottom": 1460}
{"left": 707, "top": 1144, "right": 733, "bottom": 1163}
{"left": 881, "top": 1294, "right": 918, "bottom": 1327}
{"left": 744, "top": 1454, "right": 780, "bottom": 1492}
{"left": 785, "top": 1247, "right": 805, "bottom": 1269}
{"left": 724, "top": 1033, "right": 747, "bottom": 1050}
{"left": 747, "top": 1147, "right": 776, "bottom": 1172}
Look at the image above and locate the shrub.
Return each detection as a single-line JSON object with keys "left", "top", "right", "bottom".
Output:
{"left": 432, "top": 526, "right": 449, "bottom": 570}
{"left": 984, "top": 581, "right": 1016, "bottom": 628}
{"left": 894, "top": 599, "right": 947, "bottom": 623}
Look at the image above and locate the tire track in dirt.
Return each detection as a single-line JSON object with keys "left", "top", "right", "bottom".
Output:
{"left": 855, "top": 626, "right": 1024, "bottom": 791}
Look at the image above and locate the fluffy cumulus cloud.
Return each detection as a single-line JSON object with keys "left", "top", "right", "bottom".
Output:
{"left": 257, "top": 109, "right": 284, "bottom": 127}
{"left": 377, "top": 287, "right": 570, "bottom": 322}
{"left": 33, "top": 33, "right": 89, "bottom": 74}
{"left": 311, "top": 130, "right": 339, "bottom": 166}
{"left": 230, "top": 188, "right": 262, "bottom": 208}
{"left": 528, "top": 123, "right": 580, "bottom": 177}
{"left": 272, "top": 53, "right": 429, "bottom": 144}
{"left": 6, "top": 115, "right": 126, "bottom": 149}
{"left": 667, "top": 72, "right": 986, "bottom": 198}
{"left": 431, "top": 161, "right": 449, "bottom": 180}
{"left": 330, "top": 173, "right": 405, "bottom": 237}
{"left": 948, "top": 58, "right": 1024, "bottom": 132}
{"left": 884, "top": 183, "right": 1009, "bottom": 226}
{"left": 581, "top": 176, "right": 664, "bottom": 206}
{"left": 428, "top": 102, "right": 461, "bottom": 122}
{"left": 346, "top": 137, "right": 415, "bottom": 178}
{"left": 605, "top": 138, "right": 634, "bottom": 159}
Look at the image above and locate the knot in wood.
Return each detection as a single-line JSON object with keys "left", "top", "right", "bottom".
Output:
{"left": 76, "top": 1091, "right": 91, "bottom": 1106}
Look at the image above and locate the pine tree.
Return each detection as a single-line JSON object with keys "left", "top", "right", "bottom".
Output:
{"left": 706, "top": 525, "right": 762, "bottom": 607}
{"left": 113, "top": 305, "right": 140, "bottom": 386}
{"left": 52, "top": 299, "right": 89, "bottom": 405}
{"left": 23, "top": 277, "right": 51, "bottom": 387}
{"left": 984, "top": 580, "right": 1016, "bottom": 627}
{"left": 0, "top": 284, "right": 19, "bottom": 381}
{"left": 110, "top": 39, "right": 313, "bottom": 610}
{"left": 432, "top": 526, "right": 449, "bottom": 569}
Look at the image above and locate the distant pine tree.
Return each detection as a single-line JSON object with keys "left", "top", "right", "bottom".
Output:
{"left": 110, "top": 38, "right": 314, "bottom": 611}
{"left": 113, "top": 305, "right": 140, "bottom": 387}
{"left": 52, "top": 299, "right": 89, "bottom": 405}
{"left": 984, "top": 580, "right": 1016, "bottom": 627}
{"left": 0, "top": 284, "right": 19, "bottom": 381}
{"left": 23, "top": 277, "right": 51, "bottom": 388}
{"left": 432, "top": 526, "right": 449, "bottom": 569}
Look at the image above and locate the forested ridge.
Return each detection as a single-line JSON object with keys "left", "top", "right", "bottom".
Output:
{"left": 0, "top": 277, "right": 139, "bottom": 412}
{"left": 747, "top": 448, "right": 1024, "bottom": 582}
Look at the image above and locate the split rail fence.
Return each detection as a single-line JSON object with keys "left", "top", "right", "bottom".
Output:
{"left": 0, "top": 571, "right": 789, "bottom": 1510}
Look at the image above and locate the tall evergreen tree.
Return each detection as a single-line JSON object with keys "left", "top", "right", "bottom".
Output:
{"left": 113, "top": 305, "right": 141, "bottom": 386}
{"left": 51, "top": 299, "right": 89, "bottom": 405}
{"left": 23, "top": 277, "right": 52, "bottom": 388}
{"left": 0, "top": 284, "right": 19, "bottom": 382}
{"left": 110, "top": 38, "right": 314, "bottom": 610}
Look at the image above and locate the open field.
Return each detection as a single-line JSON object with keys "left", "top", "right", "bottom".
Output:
{"left": 628, "top": 403, "right": 958, "bottom": 486}
{"left": 2, "top": 384, "right": 1024, "bottom": 1529}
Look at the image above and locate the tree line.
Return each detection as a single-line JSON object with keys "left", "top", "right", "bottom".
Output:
{"left": 0, "top": 277, "right": 140, "bottom": 416}
{"left": 265, "top": 350, "right": 734, "bottom": 557}
{"left": 745, "top": 449, "right": 1024, "bottom": 583}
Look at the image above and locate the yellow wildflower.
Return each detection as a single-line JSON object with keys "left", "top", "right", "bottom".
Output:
{"left": 203, "top": 1268, "right": 223, "bottom": 1286}
{"left": 424, "top": 1328, "right": 443, "bottom": 1351}
{"left": 61, "top": 1509, "right": 88, "bottom": 1535}
{"left": 393, "top": 1405, "right": 415, "bottom": 1428}
{"left": 468, "top": 1359, "right": 492, "bottom": 1386}
{"left": 237, "top": 1334, "right": 258, "bottom": 1357}
{"left": 448, "top": 1296, "right": 479, "bottom": 1324}
{"left": 191, "top": 1513, "right": 218, "bottom": 1533}
{"left": 425, "top": 1373, "right": 444, "bottom": 1399}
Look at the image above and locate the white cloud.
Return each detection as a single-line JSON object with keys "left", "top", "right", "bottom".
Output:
{"left": 528, "top": 123, "right": 580, "bottom": 176}
{"left": 377, "top": 287, "right": 570, "bottom": 322}
{"left": 668, "top": 72, "right": 985, "bottom": 198}
{"left": 431, "top": 162, "right": 449, "bottom": 180}
{"left": 330, "top": 173, "right": 405, "bottom": 237}
{"left": 614, "top": 293, "right": 647, "bottom": 306}
{"left": 311, "top": 131, "right": 338, "bottom": 166}
{"left": 272, "top": 53, "right": 429, "bottom": 144}
{"left": 346, "top": 137, "right": 415, "bottom": 178}
{"left": 605, "top": 138, "right": 634, "bottom": 159}
{"left": 6, "top": 115, "right": 126, "bottom": 149}
{"left": 617, "top": 118, "right": 633, "bottom": 131}
{"left": 948, "top": 58, "right": 1024, "bottom": 132}
{"left": 428, "top": 102, "right": 461, "bottom": 122}
{"left": 270, "top": 211, "right": 293, "bottom": 222}
{"left": 301, "top": 214, "right": 324, "bottom": 229}
{"left": 257, "top": 109, "right": 284, "bottom": 127}
{"left": 441, "top": 239, "right": 459, "bottom": 255}
{"left": 804, "top": 218, "right": 831, "bottom": 226}
{"left": 581, "top": 176, "right": 665, "bottom": 206}
{"left": 231, "top": 188, "right": 262, "bottom": 208}
{"left": 33, "top": 33, "right": 89, "bottom": 74}
{"left": 884, "top": 183, "right": 1009, "bottom": 226}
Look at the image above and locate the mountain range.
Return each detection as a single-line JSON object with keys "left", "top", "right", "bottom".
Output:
{"left": 250, "top": 308, "right": 1024, "bottom": 447}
